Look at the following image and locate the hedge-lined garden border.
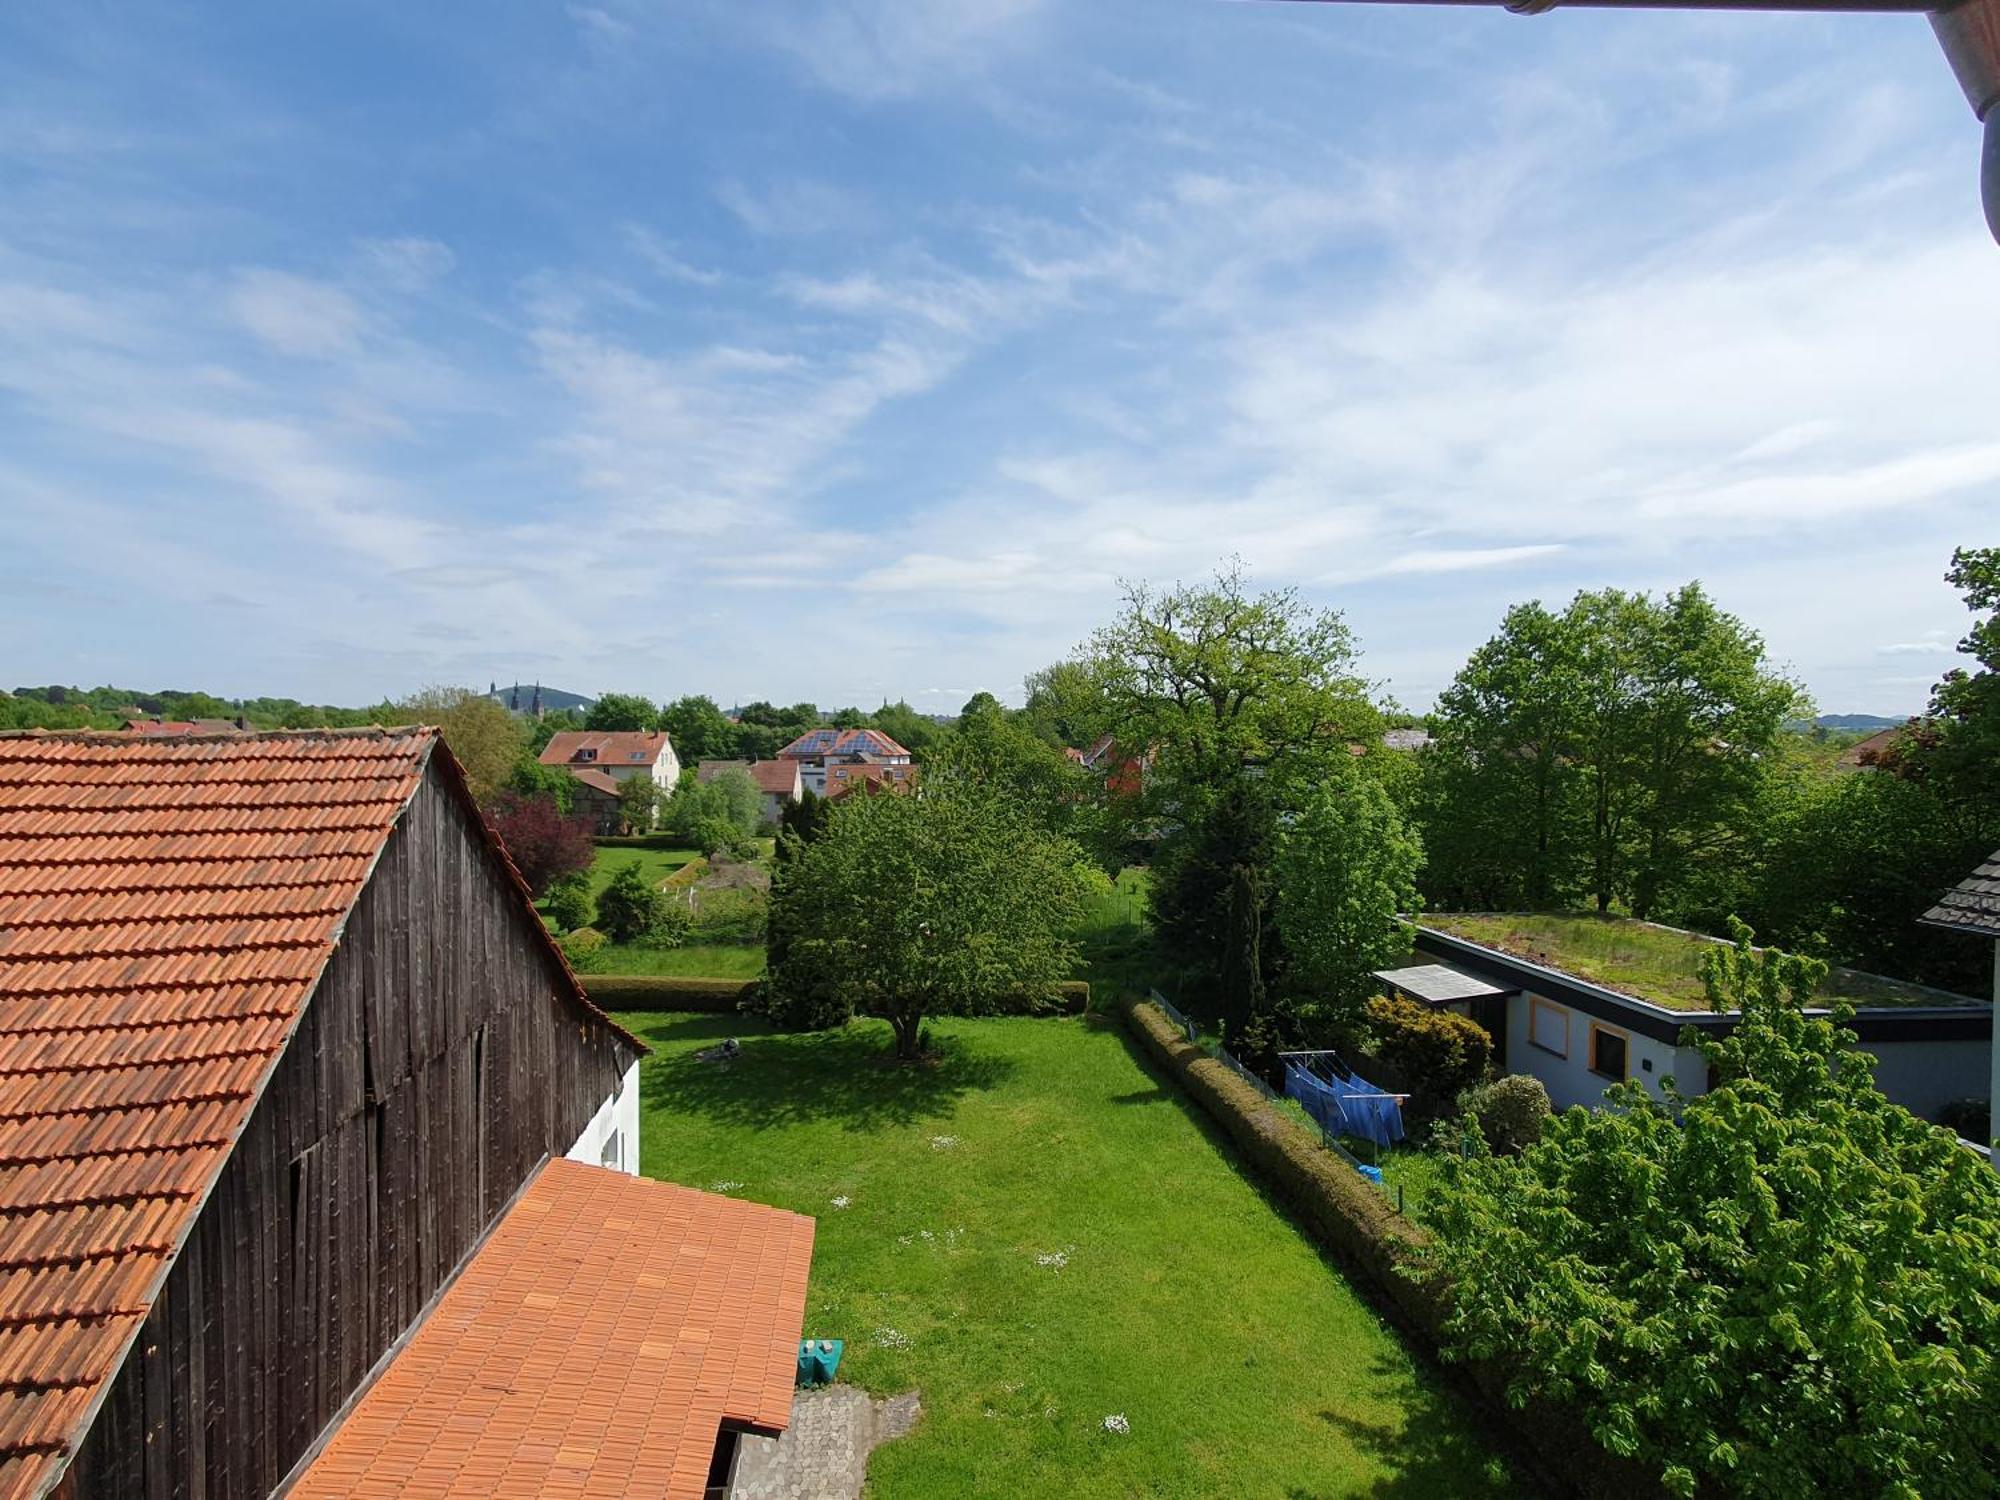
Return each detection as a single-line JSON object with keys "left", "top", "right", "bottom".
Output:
{"left": 1117, "top": 995, "right": 1657, "bottom": 1500}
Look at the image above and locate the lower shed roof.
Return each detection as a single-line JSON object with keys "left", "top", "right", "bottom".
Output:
{"left": 1374, "top": 963, "right": 1518, "bottom": 1008}
{"left": 286, "top": 1159, "right": 815, "bottom": 1500}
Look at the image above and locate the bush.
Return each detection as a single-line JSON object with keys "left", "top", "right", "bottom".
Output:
{"left": 1456, "top": 1074, "right": 1551, "bottom": 1156}
{"left": 487, "top": 793, "right": 596, "bottom": 896}
{"left": 989, "top": 979, "right": 1092, "bottom": 1017}
{"left": 688, "top": 886, "right": 767, "bottom": 945}
{"left": 559, "top": 926, "right": 609, "bottom": 973}
{"left": 1940, "top": 1096, "right": 1991, "bottom": 1145}
{"left": 1362, "top": 994, "right": 1492, "bottom": 1121}
{"left": 746, "top": 971, "right": 854, "bottom": 1032}
{"left": 581, "top": 975, "right": 758, "bottom": 1011}
{"left": 544, "top": 872, "right": 594, "bottom": 933}
{"left": 596, "top": 863, "right": 672, "bottom": 943}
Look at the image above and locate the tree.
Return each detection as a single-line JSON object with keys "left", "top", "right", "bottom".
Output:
{"left": 584, "top": 692, "right": 658, "bottom": 732}
{"left": 765, "top": 776, "right": 1086, "bottom": 1059}
{"left": 1420, "top": 584, "right": 1796, "bottom": 921}
{"left": 930, "top": 695, "right": 1094, "bottom": 845}
{"left": 544, "top": 872, "right": 594, "bottom": 932}
{"left": 660, "top": 695, "right": 737, "bottom": 763}
{"left": 485, "top": 793, "right": 595, "bottom": 897}
{"left": 1421, "top": 923, "right": 2000, "bottom": 1498}
{"left": 399, "top": 686, "right": 529, "bottom": 804}
{"left": 596, "top": 862, "right": 671, "bottom": 943}
{"left": 1896, "top": 546, "right": 2000, "bottom": 824}
{"left": 616, "top": 773, "right": 658, "bottom": 834}
{"left": 661, "top": 768, "right": 759, "bottom": 846}
{"left": 505, "top": 758, "right": 575, "bottom": 814}
{"left": 1273, "top": 770, "right": 1425, "bottom": 1026}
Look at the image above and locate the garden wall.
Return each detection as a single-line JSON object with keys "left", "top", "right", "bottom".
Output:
{"left": 1118, "top": 995, "right": 1660, "bottom": 1500}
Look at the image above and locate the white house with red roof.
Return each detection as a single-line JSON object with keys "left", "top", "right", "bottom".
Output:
{"left": 775, "top": 727, "right": 910, "bottom": 796}
{"left": 538, "top": 730, "right": 680, "bottom": 789}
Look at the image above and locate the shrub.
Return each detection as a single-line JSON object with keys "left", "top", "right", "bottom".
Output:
{"left": 580, "top": 975, "right": 758, "bottom": 1011}
{"left": 1362, "top": 994, "right": 1491, "bottom": 1121}
{"left": 1456, "top": 1074, "right": 1550, "bottom": 1156}
{"left": 746, "top": 971, "right": 854, "bottom": 1032}
{"left": 544, "top": 872, "right": 594, "bottom": 933}
{"left": 596, "top": 863, "right": 672, "bottom": 944}
{"left": 487, "top": 793, "right": 596, "bottom": 896}
{"left": 559, "top": 926, "right": 609, "bottom": 973}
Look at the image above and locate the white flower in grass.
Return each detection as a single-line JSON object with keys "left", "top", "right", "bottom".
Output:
{"left": 929, "top": 1134, "right": 959, "bottom": 1151}
{"left": 896, "top": 1233, "right": 913, "bottom": 1246}
{"left": 830, "top": 1195, "right": 851, "bottom": 1210}
{"left": 873, "top": 1326, "right": 912, "bottom": 1351}
{"left": 708, "top": 1180, "right": 743, "bottom": 1193}
{"left": 1102, "top": 1413, "right": 1130, "bottom": 1435}
{"left": 1035, "top": 1250, "right": 1069, "bottom": 1271}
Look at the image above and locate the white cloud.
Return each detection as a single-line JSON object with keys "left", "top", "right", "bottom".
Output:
{"left": 1380, "top": 545, "right": 1566, "bottom": 577}
{"left": 228, "top": 269, "right": 366, "bottom": 359}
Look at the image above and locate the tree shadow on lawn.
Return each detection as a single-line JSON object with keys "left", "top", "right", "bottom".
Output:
{"left": 640, "top": 1019, "right": 1018, "bottom": 1135}
{"left": 1307, "top": 1358, "right": 1521, "bottom": 1498}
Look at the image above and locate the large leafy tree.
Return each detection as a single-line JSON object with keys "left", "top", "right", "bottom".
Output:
{"left": 659, "top": 694, "right": 737, "bottom": 763}
{"left": 400, "top": 686, "right": 529, "bottom": 804}
{"left": 1421, "top": 925, "right": 2000, "bottom": 1498}
{"left": 1422, "top": 584, "right": 1796, "bottom": 920}
{"left": 485, "top": 793, "right": 595, "bottom": 896}
{"left": 584, "top": 692, "right": 659, "bottom": 732}
{"left": 1273, "top": 769, "right": 1425, "bottom": 1026}
{"left": 766, "top": 776, "right": 1085, "bottom": 1058}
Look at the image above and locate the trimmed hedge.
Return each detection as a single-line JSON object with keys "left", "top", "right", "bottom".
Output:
{"left": 580, "top": 975, "right": 756, "bottom": 1011}
{"left": 1118, "top": 996, "right": 1659, "bottom": 1500}
{"left": 592, "top": 833, "right": 695, "bottom": 850}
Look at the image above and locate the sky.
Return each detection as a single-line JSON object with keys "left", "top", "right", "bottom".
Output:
{"left": 2, "top": 2, "right": 1995, "bottom": 717}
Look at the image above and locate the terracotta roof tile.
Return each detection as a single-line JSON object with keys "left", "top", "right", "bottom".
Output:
{"left": 0, "top": 728, "right": 437, "bottom": 1500}
{"left": 289, "top": 1160, "right": 814, "bottom": 1500}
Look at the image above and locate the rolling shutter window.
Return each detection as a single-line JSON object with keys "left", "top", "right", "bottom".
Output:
{"left": 1529, "top": 998, "right": 1568, "bottom": 1057}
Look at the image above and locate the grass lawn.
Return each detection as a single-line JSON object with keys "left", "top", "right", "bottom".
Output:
{"left": 1424, "top": 911, "right": 1977, "bottom": 1011}
{"left": 617, "top": 1010, "right": 1516, "bottom": 1499}
{"left": 583, "top": 843, "right": 701, "bottom": 899}
{"left": 591, "top": 942, "right": 765, "bottom": 978}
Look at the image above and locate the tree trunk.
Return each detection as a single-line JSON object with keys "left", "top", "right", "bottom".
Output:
{"left": 890, "top": 1010, "right": 925, "bottom": 1060}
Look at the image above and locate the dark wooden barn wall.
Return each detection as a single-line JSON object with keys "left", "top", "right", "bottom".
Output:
{"left": 64, "top": 763, "right": 635, "bottom": 1500}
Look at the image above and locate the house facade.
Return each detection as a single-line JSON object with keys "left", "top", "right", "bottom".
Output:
{"left": 776, "top": 727, "right": 910, "bottom": 795}
{"left": 1380, "top": 924, "right": 1991, "bottom": 1124}
{"left": 1920, "top": 846, "right": 2000, "bottom": 1148}
{"left": 539, "top": 729, "right": 680, "bottom": 788}
{"left": 0, "top": 728, "right": 809, "bottom": 1500}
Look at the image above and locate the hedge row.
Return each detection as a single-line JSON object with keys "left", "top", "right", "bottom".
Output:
{"left": 591, "top": 833, "right": 695, "bottom": 850}
{"left": 580, "top": 975, "right": 756, "bottom": 1011}
{"left": 1118, "top": 996, "right": 1657, "bottom": 1500}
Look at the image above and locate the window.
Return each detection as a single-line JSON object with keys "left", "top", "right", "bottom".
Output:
{"left": 1589, "top": 1024, "right": 1628, "bottom": 1081}
{"left": 577, "top": 747, "right": 597, "bottom": 762}
{"left": 1528, "top": 997, "right": 1568, "bottom": 1058}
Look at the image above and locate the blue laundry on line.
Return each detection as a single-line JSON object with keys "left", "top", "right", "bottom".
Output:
{"left": 1284, "top": 1060, "right": 1406, "bottom": 1151}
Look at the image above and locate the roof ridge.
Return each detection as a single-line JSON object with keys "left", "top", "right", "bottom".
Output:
{"left": 0, "top": 726, "right": 436, "bottom": 746}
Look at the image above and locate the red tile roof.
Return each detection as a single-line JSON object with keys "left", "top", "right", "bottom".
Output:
{"left": 823, "top": 764, "right": 916, "bottom": 801}
{"left": 749, "top": 761, "right": 800, "bottom": 797}
{"left": 0, "top": 729, "right": 639, "bottom": 1500}
{"left": 538, "top": 732, "right": 671, "bottom": 769}
{"left": 289, "top": 1159, "right": 814, "bottom": 1500}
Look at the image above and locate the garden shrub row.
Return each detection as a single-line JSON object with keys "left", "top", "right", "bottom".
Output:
{"left": 580, "top": 975, "right": 756, "bottom": 1011}
{"left": 1118, "top": 995, "right": 1659, "bottom": 1500}
{"left": 592, "top": 833, "right": 693, "bottom": 850}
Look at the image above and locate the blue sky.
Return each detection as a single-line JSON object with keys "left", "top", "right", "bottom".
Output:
{"left": 2, "top": 2, "right": 1995, "bottom": 716}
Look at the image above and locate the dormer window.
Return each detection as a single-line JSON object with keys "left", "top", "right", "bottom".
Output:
{"left": 630, "top": 751, "right": 645, "bottom": 761}
{"left": 577, "top": 748, "right": 597, "bottom": 762}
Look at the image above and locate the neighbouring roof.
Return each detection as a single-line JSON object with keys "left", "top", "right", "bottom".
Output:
{"left": 693, "top": 760, "right": 750, "bottom": 783}
{"left": 539, "top": 732, "right": 671, "bottom": 769}
{"left": 775, "top": 727, "right": 910, "bottom": 762}
{"left": 823, "top": 763, "right": 915, "bottom": 800}
{"left": 0, "top": 729, "right": 640, "bottom": 1498}
{"left": 570, "top": 768, "right": 623, "bottom": 798}
{"left": 1381, "top": 728, "right": 1432, "bottom": 752}
{"left": 118, "top": 718, "right": 242, "bottom": 736}
{"left": 1375, "top": 963, "right": 1516, "bottom": 1007}
{"left": 1837, "top": 725, "right": 1909, "bottom": 770}
{"left": 289, "top": 1159, "right": 814, "bottom": 1500}
{"left": 749, "top": 761, "right": 800, "bottom": 797}
{"left": 1921, "top": 848, "right": 2000, "bottom": 942}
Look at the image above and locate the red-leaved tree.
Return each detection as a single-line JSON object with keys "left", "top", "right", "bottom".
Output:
{"left": 486, "top": 793, "right": 595, "bottom": 896}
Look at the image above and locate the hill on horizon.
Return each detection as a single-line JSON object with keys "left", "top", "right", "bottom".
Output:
{"left": 484, "top": 683, "right": 594, "bottom": 716}
{"left": 1817, "top": 713, "right": 1906, "bottom": 731}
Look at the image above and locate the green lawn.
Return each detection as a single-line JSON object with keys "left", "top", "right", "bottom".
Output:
{"left": 1424, "top": 911, "right": 1977, "bottom": 1012}
{"left": 584, "top": 844, "right": 702, "bottom": 898}
{"left": 617, "top": 1011, "right": 1516, "bottom": 1499}
{"left": 592, "top": 942, "right": 766, "bottom": 978}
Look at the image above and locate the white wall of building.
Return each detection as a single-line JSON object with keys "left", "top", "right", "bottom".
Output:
{"left": 1869, "top": 1039, "right": 1989, "bottom": 1124}
{"left": 1501, "top": 991, "right": 1706, "bottom": 1112}
{"left": 565, "top": 1059, "right": 641, "bottom": 1175}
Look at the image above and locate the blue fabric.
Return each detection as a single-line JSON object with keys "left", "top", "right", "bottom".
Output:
{"left": 1284, "top": 1060, "right": 1406, "bottom": 1150}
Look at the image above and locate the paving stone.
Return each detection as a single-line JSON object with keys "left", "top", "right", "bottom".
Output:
{"left": 730, "top": 1385, "right": 921, "bottom": 1500}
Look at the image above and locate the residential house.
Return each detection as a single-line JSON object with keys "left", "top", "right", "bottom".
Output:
{"left": 570, "top": 766, "right": 627, "bottom": 836}
{"left": 697, "top": 759, "right": 804, "bottom": 825}
{"left": 1920, "top": 847, "right": 2000, "bottom": 1146}
{"left": 539, "top": 729, "right": 681, "bottom": 791}
{"left": 776, "top": 727, "right": 910, "bottom": 795}
{"left": 1077, "top": 734, "right": 1146, "bottom": 800}
{"left": 1376, "top": 916, "right": 1990, "bottom": 1124}
{"left": 0, "top": 728, "right": 812, "bottom": 1499}
{"left": 1837, "top": 723, "right": 1912, "bottom": 771}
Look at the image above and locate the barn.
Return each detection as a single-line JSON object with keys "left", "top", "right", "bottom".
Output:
{"left": 0, "top": 728, "right": 812, "bottom": 1499}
